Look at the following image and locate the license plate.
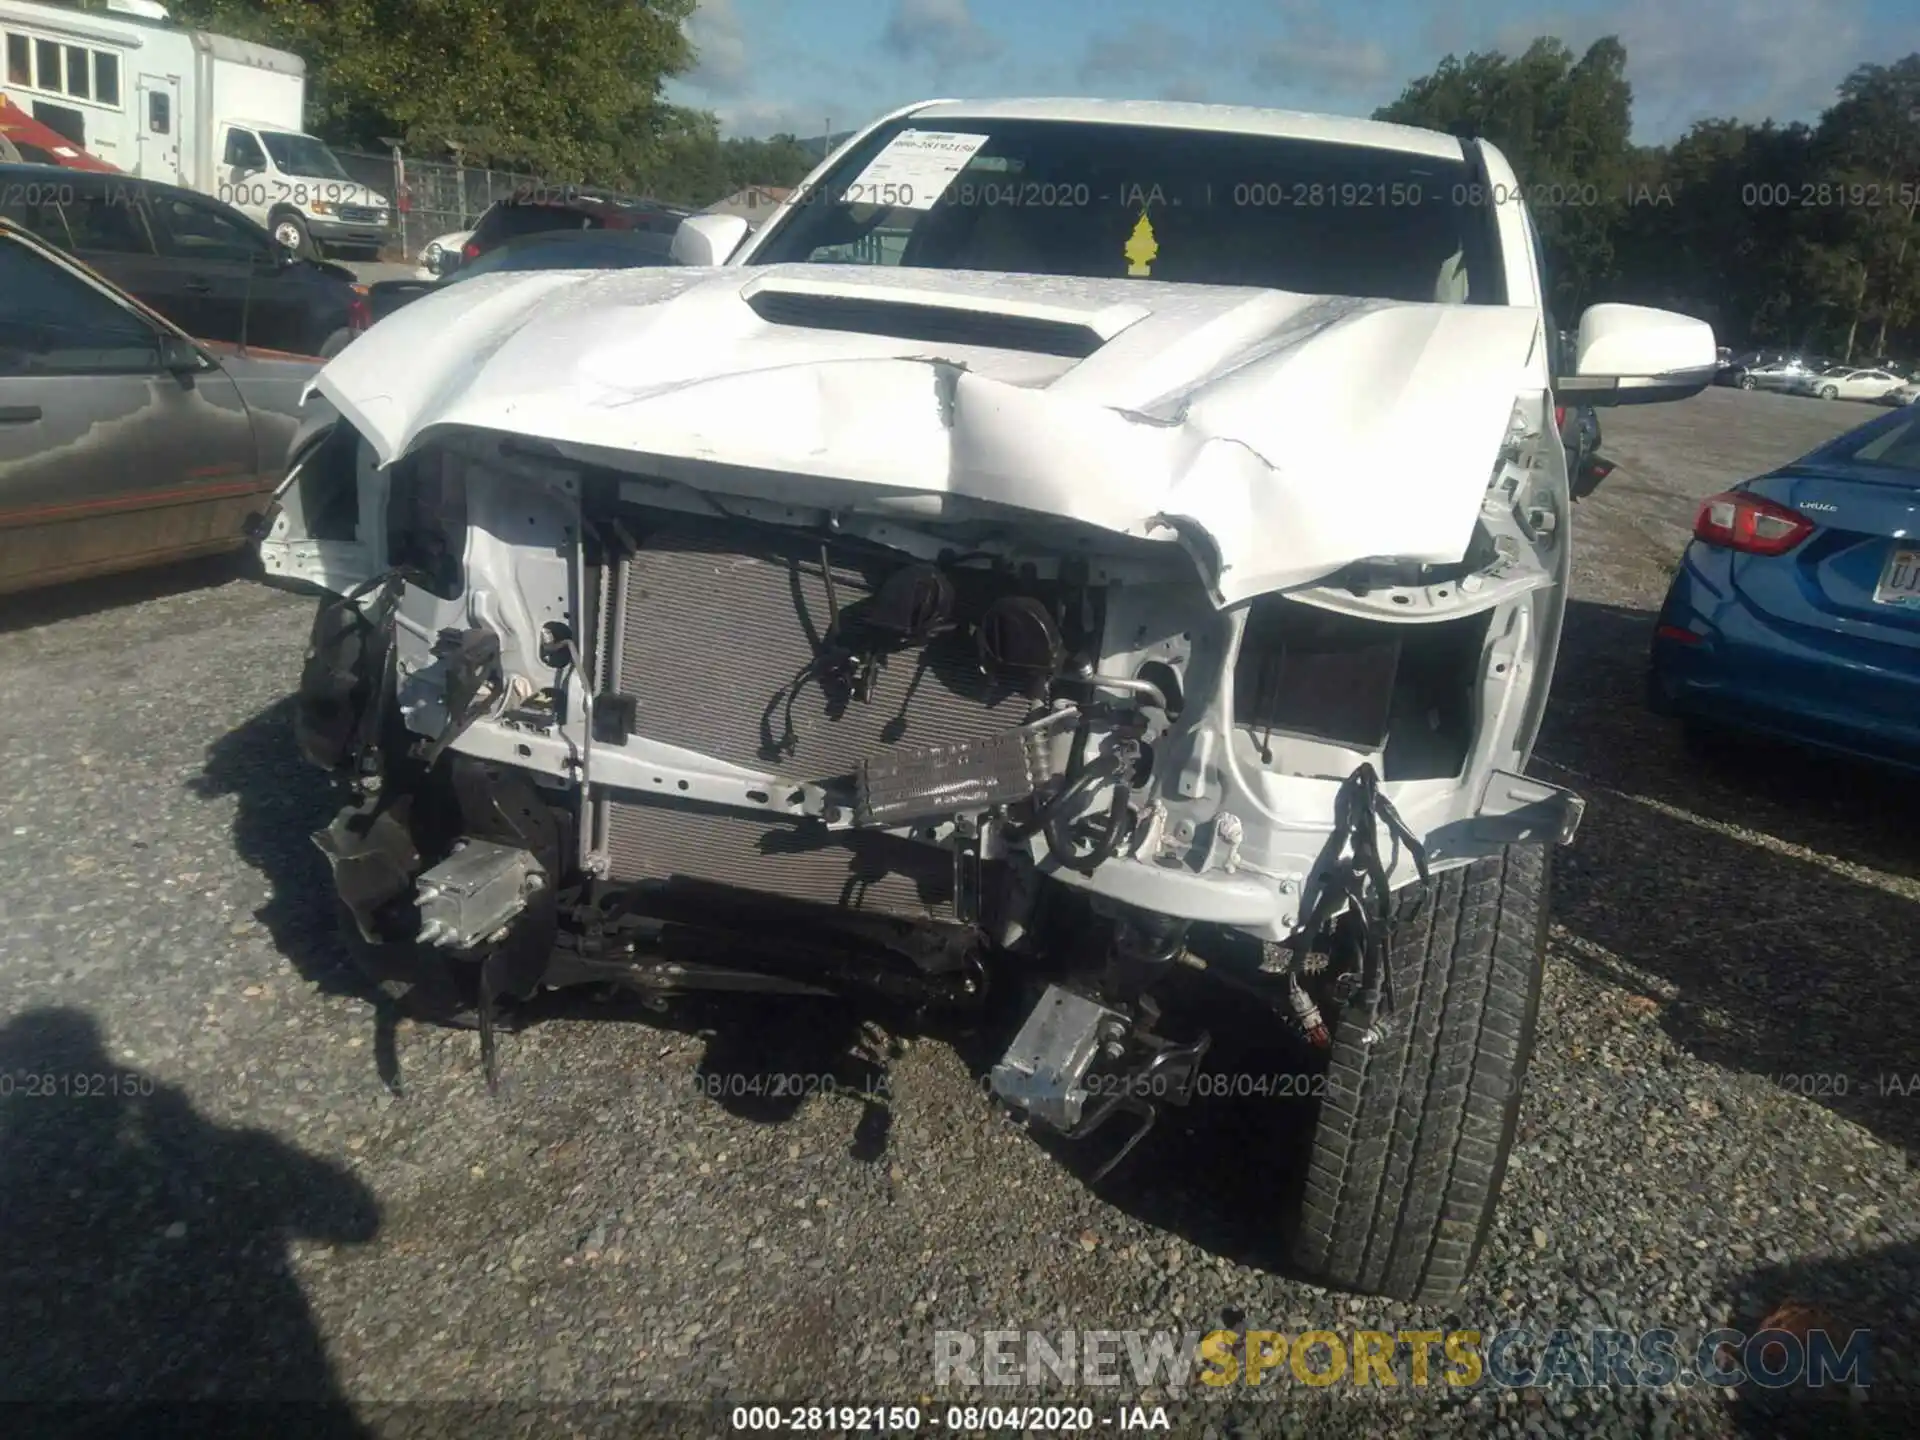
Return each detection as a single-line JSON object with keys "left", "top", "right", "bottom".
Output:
{"left": 1873, "top": 546, "right": 1920, "bottom": 609}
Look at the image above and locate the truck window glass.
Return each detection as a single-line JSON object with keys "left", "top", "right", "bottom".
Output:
{"left": 63, "top": 45, "right": 88, "bottom": 100}
{"left": 32, "top": 38, "right": 56, "bottom": 89}
{"left": 750, "top": 119, "right": 1496, "bottom": 304}
{"left": 225, "top": 130, "right": 265, "bottom": 168}
{"left": 0, "top": 236, "right": 161, "bottom": 377}
{"left": 6, "top": 33, "right": 28, "bottom": 86}
{"left": 259, "top": 132, "right": 349, "bottom": 180}
{"left": 148, "top": 90, "right": 169, "bottom": 134}
{"left": 93, "top": 52, "right": 119, "bottom": 108}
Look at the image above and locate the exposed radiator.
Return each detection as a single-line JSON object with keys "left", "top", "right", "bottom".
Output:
{"left": 609, "top": 520, "right": 1028, "bottom": 775}
{"left": 603, "top": 795, "right": 957, "bottom": 921}
{"left": 594, "top": 515, "right": 1034, "bottom": 917}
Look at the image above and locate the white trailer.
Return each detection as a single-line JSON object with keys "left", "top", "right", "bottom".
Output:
{"left": 0, "top": 0, "right": 390, "bottom": 255}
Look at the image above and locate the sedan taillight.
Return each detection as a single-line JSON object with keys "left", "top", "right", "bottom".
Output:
{"left": 348, "top": 285, "right": 371, "bottom": 332}
{"left": 1692, "top": 490, "right": 1815, "bottom": 556}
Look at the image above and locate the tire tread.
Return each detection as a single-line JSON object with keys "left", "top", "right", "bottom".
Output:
{"left": 1290, "top": 844, "right": 1550, "bottom": 1304}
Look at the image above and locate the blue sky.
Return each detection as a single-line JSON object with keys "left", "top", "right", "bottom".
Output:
{"left": 667, "top": 0, "right": 1920, "bottom": 146}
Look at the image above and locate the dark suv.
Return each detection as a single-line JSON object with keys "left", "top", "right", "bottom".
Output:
{"left": 0, "top": 165, "right": 368, "bottom": 358}
{"left": 456, "top": 185, "right": 690, "bottom": 270}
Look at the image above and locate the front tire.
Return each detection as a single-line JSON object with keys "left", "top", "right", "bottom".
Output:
{"left": 1291, "top": 844, "right": 1550, "bottom": 1304}
{"left": 1739, "top": 375, "right": 1756, "bottom": 389}
{"left": 1818, "top": 385, "right": 1839, "bottom": 400}
{"left": 272, "top": 210, "right": 316, "bottom": 259}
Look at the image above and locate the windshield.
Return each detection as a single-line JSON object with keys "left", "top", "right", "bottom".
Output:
{"left": 747, "top": 118, "right": 1502, "bottom": 304}
{"left": 259, "top": 131, "right": 351, "bottom": 181}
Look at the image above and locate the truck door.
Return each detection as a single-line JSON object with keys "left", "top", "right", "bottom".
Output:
{"left": 135, "top": 74, "right": 180, "bottom": 184}
{"left": 220, "top": 127, "right": 272, "bottom": 227}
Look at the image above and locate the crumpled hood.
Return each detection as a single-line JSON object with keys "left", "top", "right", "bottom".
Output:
{"left": 315, "top": 262, "right": 1541, "bottom": 604}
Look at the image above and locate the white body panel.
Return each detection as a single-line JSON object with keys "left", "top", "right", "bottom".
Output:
{"left": 312, "top": 263, "right": 1542, "bottom": 606}
{"left": 263, "top": 99, "right": 1713, "bottom": 940}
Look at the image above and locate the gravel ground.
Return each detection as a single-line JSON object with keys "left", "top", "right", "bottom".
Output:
{"left": 0, "top": 386, "right": 1915, "bottom": 1438}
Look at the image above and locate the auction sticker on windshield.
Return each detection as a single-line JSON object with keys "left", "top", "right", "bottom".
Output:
{"left": 843, "top": 130, "right": 991, "bottom": 210}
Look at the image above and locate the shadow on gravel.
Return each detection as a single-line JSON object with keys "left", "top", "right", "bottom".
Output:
{"left": 1541, "top": 598, "right": 1920, "bottom": 1156}
{"left": 0, "top": 1007, "right": 377, "bottom": 1432}
{"left": 961, "top": 962, "right": 1327, "bottom": 1285}
{"left": 198, "top": 694, "right": 929, "bottom": 1135}
{"left": 192, "top": 698, "right": 1348, "bottom": 1277}
{"left": 0, "top": 552, "right": 256, "bottom": 636}
{"left": 564, "top": 991, "right": 906, "bottom": 1158}
{"left": 193, "top": 696, "right": 419, "bottom": 1091}
{"left": 1719, "top": 1241, "right": 1916, "bottom": 1438}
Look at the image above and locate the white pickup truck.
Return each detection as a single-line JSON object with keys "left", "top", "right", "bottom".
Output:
{"left": 259, "top": 98, "right": 1715, "bottom": 1303}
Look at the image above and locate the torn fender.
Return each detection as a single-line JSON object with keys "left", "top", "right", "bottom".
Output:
{"left": 312, "top": 263, "right": 1542, "bottom": 604}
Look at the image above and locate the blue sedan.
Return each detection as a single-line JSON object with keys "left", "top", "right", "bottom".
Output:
{"left": 1648, "top": 404, "right": 1920, "bottom": 769}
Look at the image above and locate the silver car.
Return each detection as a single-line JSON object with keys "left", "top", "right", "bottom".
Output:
{"left": 1733, "top": 353, "right": 1817, "bottom": 391}
{"left": 0, "top": 218, "right": 319, "bottom": 595}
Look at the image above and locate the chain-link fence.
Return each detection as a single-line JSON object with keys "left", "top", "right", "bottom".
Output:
{"left": 334, "top": 150, "right": 543, "bottom": 259}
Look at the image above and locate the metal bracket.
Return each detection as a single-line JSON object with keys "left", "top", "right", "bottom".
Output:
{"left": 952, "top": 816, "right": 983, "bottom": 926}
{"left": 1420, "top": 768, "right": 1587, "bottom": 865}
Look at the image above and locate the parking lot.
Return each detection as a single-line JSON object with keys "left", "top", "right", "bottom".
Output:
{"left": 0, "top": 385, "right": 1914, "bottom": 1434}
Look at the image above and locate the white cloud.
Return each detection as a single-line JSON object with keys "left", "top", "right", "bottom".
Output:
{"left": 709, "top": 96, "right": 837, "bottom": 140}
{"left": 684, "top": 0, "right": 751, "bottom": 97}
{"left": 882, "top": 0, "right": 1003, "bottom": 71}
{"left": 1249, "top": 34, "right": 1392, "bottom": 95}
{"left": 1248, "top": 0, "right": 1393, "bottom": 98}
{"left": 1591, "top": 0, "right": 1868, "bottom": 134}
{"left": 1079, "top": 21, "right": 1198, "bottom": 84}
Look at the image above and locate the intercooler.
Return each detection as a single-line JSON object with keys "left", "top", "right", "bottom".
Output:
{"left": 591, "top": 515, "right": 1039, "bottom": 920}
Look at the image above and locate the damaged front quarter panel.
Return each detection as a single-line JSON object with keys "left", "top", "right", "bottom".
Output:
{"left": 303, "top": 265, "right": 1543, "bottom": 606}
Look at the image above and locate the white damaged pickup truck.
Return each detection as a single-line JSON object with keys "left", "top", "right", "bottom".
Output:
{"left": 257, "top": 99, "right": 1716, "bottom": 1302}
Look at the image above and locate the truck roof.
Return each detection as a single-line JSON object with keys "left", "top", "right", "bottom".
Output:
{"left": 902, "top": 97, "right": 1467, "bottom": 161}
{"left": 0, "top": 1, "right": 303, "bottom": 72}
{"left": 189, "top": 30, "right": 305, "bottom": 74}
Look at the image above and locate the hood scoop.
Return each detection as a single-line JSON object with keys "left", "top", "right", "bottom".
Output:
{"left": 744, "top": 288, "right": 1108, "bottom": 359}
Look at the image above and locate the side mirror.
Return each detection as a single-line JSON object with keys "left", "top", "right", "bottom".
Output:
{"left": 159, "top": 332, "right": 206, "bottom": 373}
{"left": 670, "top": 213, "right": 751, "bottom": 267}
{"left": 1559, "top": 303, "right": 1718, "bottom": 406}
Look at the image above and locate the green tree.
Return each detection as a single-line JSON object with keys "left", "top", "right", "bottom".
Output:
{"left": 160, "top": 0, "right": 697, "bottom": 181}
{"left": 1812, "top": 57, "right": 1920, "bottom": 358}
{"left": 1375, "top": 36, "right": 1635, "bottom": 315}
{"left": 1613, "top": 119, "right": 1820, "bottom": 348}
